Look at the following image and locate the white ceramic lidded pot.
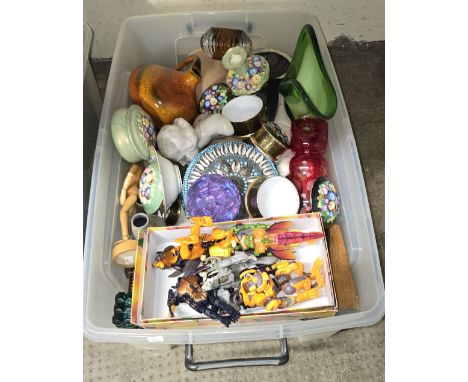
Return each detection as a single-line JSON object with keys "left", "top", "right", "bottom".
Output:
{"left": 111, "top": 104, "right": 157, "bottom": 163}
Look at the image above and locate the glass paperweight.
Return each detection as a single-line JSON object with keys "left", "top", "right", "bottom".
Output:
{"left": 279, "top": 24, "right": 338, "bottom": 120}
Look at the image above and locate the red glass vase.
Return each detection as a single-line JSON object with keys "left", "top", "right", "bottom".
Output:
{"left": 289, "top": 118, "right": 329, "bottom": 213}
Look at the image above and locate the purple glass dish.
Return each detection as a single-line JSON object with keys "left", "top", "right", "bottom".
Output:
{"left": 186, "top": 174, "right": 241, "bottom": 222}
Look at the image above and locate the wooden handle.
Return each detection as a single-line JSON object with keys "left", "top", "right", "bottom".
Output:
{"left": 174, "top": 54, "right": 201, "bottom": 78}
{"left": 326, "top": 224, "right": 359, "bottom": 310}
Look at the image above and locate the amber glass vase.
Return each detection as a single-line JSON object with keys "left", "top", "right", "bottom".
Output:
{"left": 128, "top": 55, "right": 201, "bottom": 128}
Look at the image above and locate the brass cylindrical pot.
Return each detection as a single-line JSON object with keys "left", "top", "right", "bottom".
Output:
{"left": 250, "top": 121, "right": 288, "bottom": 160}
{"left": 230, "top": 115, "right": 263, "bottom": 137}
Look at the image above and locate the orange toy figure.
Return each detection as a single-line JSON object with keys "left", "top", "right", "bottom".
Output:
{"left": 175, "top": 216, "right": 214, "bottom": 260}
{"left": 153, "top": 216, "right": 213, "bottom": 269}
{"left": 152, "top": 245, "right": 179, "bottom": 269}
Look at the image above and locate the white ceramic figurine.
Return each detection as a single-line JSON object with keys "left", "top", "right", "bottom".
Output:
{"left": 156, "top": 118, "right": 199, "bottom": 166}
{"left": 157, "top": 115, "right": 234, "bottom": 165}
{"left": 193, "top": 113, "right": 234, "bottom": 148}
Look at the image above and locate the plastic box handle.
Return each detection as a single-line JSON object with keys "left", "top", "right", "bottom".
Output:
{"left": 185, "top": 338, "right": 289, "bottom": 371}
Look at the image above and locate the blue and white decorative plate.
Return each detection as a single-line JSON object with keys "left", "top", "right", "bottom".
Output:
{"left": 182, "top": 141, "right": 279, "bottom": 217}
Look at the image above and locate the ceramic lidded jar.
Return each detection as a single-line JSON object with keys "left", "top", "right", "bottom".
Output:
{"left": 128, "top": 55, "right": 202, "bottom": 128}
{"left": 222, "top": 46, "right": 270, "bottom": 96}
{"left": 111, "top": 104, "right": 157, "bottom": 163}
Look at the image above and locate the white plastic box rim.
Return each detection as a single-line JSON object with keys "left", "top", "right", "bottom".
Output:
{"left": 83, "top": 10, "right": 384, "bottom": 345}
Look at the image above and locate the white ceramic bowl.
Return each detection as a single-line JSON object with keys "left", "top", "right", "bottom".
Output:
{"left": 139, "top": 151, "right": 182, "bottom": 215}
{"left": 157, "top": 152, "right": 182, "bottom": 210}
{"left": 257, "top": 176, "right": 299, "bottom": 217}
{"left": 221, "top": 95, "right": 264, "bottom": 136}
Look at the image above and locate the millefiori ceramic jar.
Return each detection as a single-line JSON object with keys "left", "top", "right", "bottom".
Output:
{"left": 198, "top": 83, "right": 233, "bottom": 114}
{"left": 222, "top": 46, "right": 270, "bottom": 96}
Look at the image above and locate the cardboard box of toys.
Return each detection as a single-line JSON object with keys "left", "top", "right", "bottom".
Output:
{"left": 131, "top": 213, "right": 337, "bottom": 329}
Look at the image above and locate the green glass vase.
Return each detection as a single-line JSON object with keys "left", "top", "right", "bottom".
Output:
{"left": 279, "top": 24, "right": 338, "bottom": 120}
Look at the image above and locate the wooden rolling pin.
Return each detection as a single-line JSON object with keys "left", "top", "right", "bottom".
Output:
{"left": 326, "top": 224, "right": 359, "bottom": 311}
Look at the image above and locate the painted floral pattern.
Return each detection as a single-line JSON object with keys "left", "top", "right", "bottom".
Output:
{"left": 199, "top": 84, "right": 232, "bottom": 114}
{"left": 137, "top": 112, "right": 156, "bottom": 148}
{"left": 139, "top": 167, "right": 156, "bottom": 204}
{"left": 315, "top": 179, "right": 340, "bottom": 224}
{"left": 226, "top": 55, "right": 269, "bottom": 96}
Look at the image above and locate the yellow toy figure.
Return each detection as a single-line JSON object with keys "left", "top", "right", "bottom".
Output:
{"left": 239, "top": 269, "right": 281, "bottom": 311}
{"left": 153, "top": 216, "right": 213, "bottom": 269}
{"left": 208, "top": 228, "right": 239, "bottom": 257}
{"left": 270, "top": 260, "right": 305, "bottom": 278}
{"left": 273, "top": 257, "right": 325, "bottom": 310}
{"left": 238, "top": 258, "right": 326, "bottom": 312}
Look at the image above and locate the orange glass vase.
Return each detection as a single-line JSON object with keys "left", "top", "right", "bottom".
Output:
{"left": 128, "top": 55, "right": 201, "bottom": 128}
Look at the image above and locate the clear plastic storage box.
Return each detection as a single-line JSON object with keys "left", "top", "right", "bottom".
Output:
{"left": 83, "top": 10, "right": 384, "bottom": 345}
